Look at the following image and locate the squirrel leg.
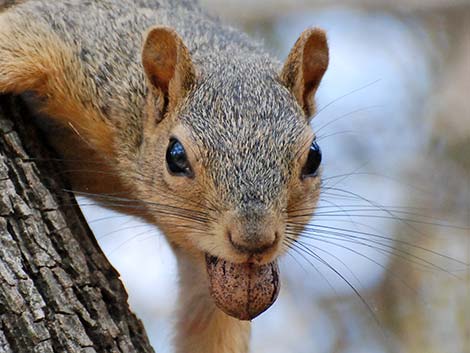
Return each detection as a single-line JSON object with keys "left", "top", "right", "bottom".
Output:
{"left": 0, "top": 11, "right": 115, "bottom": 158}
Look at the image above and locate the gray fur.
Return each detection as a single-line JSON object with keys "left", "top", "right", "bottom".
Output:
{"left": 180, "top": 58, "right": 307, "bottom": 213}
{"left": 13, "top": 0, "right": 310, "bottom": 217}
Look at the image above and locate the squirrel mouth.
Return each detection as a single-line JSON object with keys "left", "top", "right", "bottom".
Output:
{"left": 205, "top": 254, "right": 280, "bottom": 321}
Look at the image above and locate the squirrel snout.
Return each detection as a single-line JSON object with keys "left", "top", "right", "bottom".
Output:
{"left": 226, "top": 217, "right": 282, "bottom": 257}
{"left": 228, "top": 230, "right": 278, "bottom": 255}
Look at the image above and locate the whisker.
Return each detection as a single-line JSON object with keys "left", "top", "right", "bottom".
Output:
{"left": 319, "top": 186, "right": 458, "bottom": 242}
{"left": 311, "top": 213, "right": 468, "bottom": 230}
{"left": 67, "top": 189, "right": 214, "bottom": 222}
{"left": 97, "top": 223, "right": 155, "bottom": 240}
{"left": 304, "top": 222, "right": 468, "bottom": 265}
{"left": 67, "top": 188, "right": 217, "bottom": 216}
{"left": 289, "top": 233, "right": 430, "bottom": 303}
{"left": 287, "top": 235, "right": 366, "bottom": 294}
{"left": 289, "top": 226, "right": 466, "bottom": 276}
{"left": 286, "top": 239, "right": 388, "bottom": 340}
{"left": 313, "top": 79, "right": 382, "bottom": 120}
{"left": 107, "top": 229, "right": 162, "bottom": 256}
{"left": 316, "top": 129, "right": 357, "bottom": 142}
{"left": 284, "top": 239, "right": 338, "bottom": 296}
{"left": 314, "top": 105, "right": 382, "bottom": 135}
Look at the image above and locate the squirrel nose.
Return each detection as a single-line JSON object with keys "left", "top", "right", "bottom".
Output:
{"left": 228, "top": 230, "right": 279, "bottom": 255}
{"left": 224, "top": 206, "right": 284, "bottom": 257}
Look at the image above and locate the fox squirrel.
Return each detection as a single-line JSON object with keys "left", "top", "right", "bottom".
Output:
{"left": 0, "top": 1, "right": 328, "bottom": 352}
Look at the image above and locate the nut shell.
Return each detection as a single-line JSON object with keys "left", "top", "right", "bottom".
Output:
{"left": 206, "top": 255, "right": 280, "bottom": 320}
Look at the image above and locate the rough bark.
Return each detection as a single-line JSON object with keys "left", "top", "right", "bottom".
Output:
{"left": 0, "top": 95, "right": 155, "bottom": 353}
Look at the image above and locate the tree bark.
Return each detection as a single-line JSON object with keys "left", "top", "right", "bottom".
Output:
{"left": 0, "top": 95, "right": 155, "bottom": 353}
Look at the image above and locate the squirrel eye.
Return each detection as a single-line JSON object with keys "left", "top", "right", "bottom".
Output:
{"left": 301, "top": 140, "right": 322, "bottom": 178}
{"left": 166, "top": 138, "right": 193, "bottom": 177}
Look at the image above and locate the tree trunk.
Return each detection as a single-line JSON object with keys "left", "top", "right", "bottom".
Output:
{"left": 0, "top": 95, "right": 155, "bottom": 353}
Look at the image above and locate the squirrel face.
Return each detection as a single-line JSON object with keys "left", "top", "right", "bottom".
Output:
{"left": 173, "top": 65, "right": 319, "bottom": 265}
{"left": 134, "top": 26, "right": 328, "bottom": 320}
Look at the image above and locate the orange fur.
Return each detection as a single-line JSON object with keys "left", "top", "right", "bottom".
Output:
{"left": 0, "top": 12, "right": 115, "bottom": 157}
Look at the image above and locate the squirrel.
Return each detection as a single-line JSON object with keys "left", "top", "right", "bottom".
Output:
{"left": 0, "top": 1, "right": 329, "bottom": 352}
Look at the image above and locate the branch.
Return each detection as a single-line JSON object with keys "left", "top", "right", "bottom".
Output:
{"left": 0, "top": 95, "right": 155, "bottom": 353}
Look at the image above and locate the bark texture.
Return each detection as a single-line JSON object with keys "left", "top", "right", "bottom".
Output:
{"left": 0, "top": 95, "right": 155, "bottom": 353}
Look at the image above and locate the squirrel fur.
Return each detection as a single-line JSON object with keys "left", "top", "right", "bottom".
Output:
{"left": 0, "top": 1, "right": 329, "bottom": 352}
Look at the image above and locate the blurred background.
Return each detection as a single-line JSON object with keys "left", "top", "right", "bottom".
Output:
{"left": 80, "top": 1, "right": 469, "bottom": 352}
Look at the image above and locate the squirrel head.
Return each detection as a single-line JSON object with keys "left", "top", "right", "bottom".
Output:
{"left": 136, "top": 26, "right": 328, "bottom": 268}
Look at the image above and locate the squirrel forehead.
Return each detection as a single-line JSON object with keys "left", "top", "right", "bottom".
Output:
{"left": 179, "top": 62, "right": 310, "bottom": 153}
{"left": 180, "top": 63, "right": 308, "bottom": 137}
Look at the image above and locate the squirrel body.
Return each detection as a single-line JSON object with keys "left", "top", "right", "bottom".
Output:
{"left": 0, "top": 1, "right": 329, "bottom": 352}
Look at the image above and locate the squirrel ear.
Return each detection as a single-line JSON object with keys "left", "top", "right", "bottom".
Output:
{"left": 142, "top": 26, "right": 195, "bottom": 112}
{"left": 280, "top": 28, "right": 329, "bottom": 118}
